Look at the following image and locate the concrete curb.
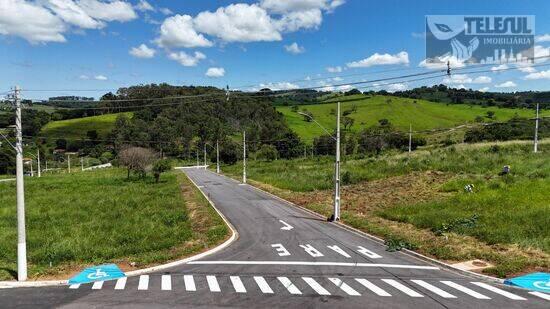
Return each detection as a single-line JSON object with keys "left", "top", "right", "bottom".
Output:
{"left": 0, "top": 169, "right": 238, "bottom": 289}
{"left": 212, "top": 170, "right": 505, "bottom": 285}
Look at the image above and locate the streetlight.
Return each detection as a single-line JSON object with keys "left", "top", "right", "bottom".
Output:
{"left": 298, "top": 101, "right": 341, "bottom": 222}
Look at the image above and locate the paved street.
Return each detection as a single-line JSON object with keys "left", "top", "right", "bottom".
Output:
{"left": 1, "top": 168, "right": 548, "bottom": 308}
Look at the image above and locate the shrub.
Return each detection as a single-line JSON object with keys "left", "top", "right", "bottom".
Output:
{"left": 257, "top": 144, "right": 278, "bottom": 161}
{"left": 152, "top": 159, "right": 172, "bottom": 183}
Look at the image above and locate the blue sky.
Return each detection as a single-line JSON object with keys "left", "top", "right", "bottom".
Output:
{"left": 2, "top": 0, "right": 550, "bottom": 100}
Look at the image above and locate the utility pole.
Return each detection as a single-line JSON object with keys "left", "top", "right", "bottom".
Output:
{"left": 196, "top": 150, "right": 199, "bottom": 167}
{"left": 333, "top": 101, "right": 341, "bottom": 222}
{"left": 408, "top": 123, "right": 412, "bottom": 153}
{"left": 243, "top": 131, "right": 247, "bottom": 183}
{"left": 37, "top": 149, "right": 41, "bottom": 177}
{"left": 203, "top": 143, "right": 207, "bottom": 168}
{"left": 67, "top": 154, "right": 71, "bottom": 173}
{"left": 216, "top": 140, "right": 220, "bottom": 174}
{"left": 14, "top": 86, "right": 27, "bottom": 281}
{"left": 81, "top": 157, "right": 84, "bottom": 171}
{"left": 534, "top": 103, "right": 539, "bottom": 153}
{"left": 30, "top": 159, "right": 33, "bottom": 177}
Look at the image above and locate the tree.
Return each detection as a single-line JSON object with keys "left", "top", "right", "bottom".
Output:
{"left": 342, "top": 116, "right": 354, "bottom": 130}
{"left": 486, "top": 111, "right": 495, "bottom": 119}
{"left": 301, "top": 109, "right": 313, "bottom": 122}
{"left": 152, "top": 159, "right": 172, "bottom": 183}
{"left": 118, "top": 146, "right": 156, "bottom": 179}
{"left": 257, "top": 144, "right": 278, "bottom": 161}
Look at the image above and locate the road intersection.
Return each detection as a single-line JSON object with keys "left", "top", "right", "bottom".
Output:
{"left": 1, "top": 168, "right": 548, "bottom": 308}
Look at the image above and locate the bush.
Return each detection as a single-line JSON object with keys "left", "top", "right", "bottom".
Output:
{"left": 118, "top": 146, "right": 156, "bottom": 178}
{"left": 257, "top": 144, "right": 278, "bottom": 161}
{"left": 152, "top": 159, "right": 172, "bottom": 183}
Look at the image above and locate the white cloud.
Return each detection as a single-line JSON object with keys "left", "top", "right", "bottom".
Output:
{"left": 205, "top": 67, "right": 225, "bottom": 78}
{"left": 443, "top": 74, "right": 472, "bottom": 84}
{"left": 46, "top": 0, "right": 104, "bottom": 29}
{"left": 284, "top": 42, "right": 305, "bottom": 54}
{"left": 495, "top": 81, "right": 517, "bottom": 88}
{"left": 418, "top": 55, "right": 465, "bottom": 69}
{"left": 77, "top": 0, "right": 137, "bottom": 22}
{"left": 155, "top": 14, "right": 213, "bottom": 48}
{"left": 129, "top": 44, "right": 155, "bottom": 58}
{"left": 332, "top": 77, "right": 343, "bottom": 81}
{"left": 455, "top": 84, "right": 467, "bottom": 90}
{"left": 337, "top": 84, "right": 352, "bottom": 91}
{"left": 491, "top": 64, "right": 508, "bottom": 72}
{"left": 194, "top": 3, "right": 282, "bottom": 43}
{"left": 258, "top": 81, "right": 299, "bottom": 91}
{"left": 326, "top": 66, "right": 342, "bottom": 73}
{"left": 94, "top": 74, "right": 107, "bottom": 80}
{"left": 387, "top": 83, "right": 407, "bottom": 92}
{"left": 135, "top": 0, "right": 154, "bottom": 12}
{"left": 535, "top": 34, "right": 550, "bottom": 43}
{"left": 534, "top": 45, "right": 550, "bottom": 62}
{"left": 347, "top": 51, "right": 409, "bottom": 68}
{"left": 168, "top": 51, "right": 206, "bottom": 67}
{"left": 275, "top": 9, "right": 323, "bottom": 32}
{"left": 260, "top": 0, "right": 344, "bottom": 14}
{"left": 0, "top": 0, "right": 66, "bottom": 43}
{"left": 478, "top": 87, "right": 490, "bottom": 92}
{"left": 159, "top": 7, "right": 173, "bottom": 15}
{"left": 79, "top": 74, "right": 89, "bottom": 80}
{"left": 524, "top": 70, "right": 550, "bottom": 80}
{"left": 473, "top": 76, "right": 492, "bottom": 84}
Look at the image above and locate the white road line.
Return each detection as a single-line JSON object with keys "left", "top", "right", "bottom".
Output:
{"left": 138, "top": 275, "right": 149, "bottom": 290}
{"left": 440, "top": 281, "right": 490, "bottom": 299}
{"left": 470, "top": 282, "right": 526, "bottom": 300}
{"left": 382, "top": 279, "right": 423, "bottom": 297}
{"left": 187, "top": 261, "right": 439, "bottom": 270}
{"left": 302, "top": 277, "right": 331, "bottom": 296}
{"left": 329, "top": 278, "right": 361, "bottom": 296}
{"left": 69, "top": 284, "right": 80, "bottom": 289}
{"left": 230, "top": 276, "right": 247, "bottom": 293}
{"left": 114, "top": 277, "right": 127, "bottom": 290}
{"left": 411, "top": 280, "right": 456, "bottom": 298}
{"left": 254, "top": 276, "right": 274, "bottom": 294}
{"left": 278, "top": 277, "right": 302, "bottom": 295}
{"left": 529, "top": 291, "right": 550, "bottom": 301}
{"left": 207, "top": 275, "right": 221, "bottom": 292}
{"left": 91, "top": 281, "right": 104, "bottom": 290}
{"left": 354, "top": 279, "right": 391, "bottom": 297}
{"left": 184, "top": 275, "right": 196, "bottom": 292}
{"left": 161, "top": 275, "right": 172, "bottom": 291}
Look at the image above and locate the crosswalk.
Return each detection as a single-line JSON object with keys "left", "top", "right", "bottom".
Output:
{"left": 68, "top": 274, "right": 547, "bottom": 302}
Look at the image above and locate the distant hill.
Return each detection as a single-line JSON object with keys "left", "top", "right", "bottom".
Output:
{"left": 40, "top": 113, "right": 131, "bottom": 141}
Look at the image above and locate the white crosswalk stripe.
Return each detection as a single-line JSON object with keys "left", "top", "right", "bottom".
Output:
{"left": 69, "top": 284, "right": 80, "bottom": 289}
{"left": 230, "top": 276, "right": 246, "bottom": 293}
{"left": 278, "top": 277, "right": 302, "bottom": 295}
{"left": 91, "top": 281, "right": 104, "bottom": 290}
{"left": 382, "top": 279, "right": 423, "bottom": 297}
{"left": 207, "top": 275, "right": 221, "bottom": 292}
{"left": 440, "top": 281, "right": 491, "bottom": 299}
{"left": 138, "top": 275, "right": 149, "bottom": 291}
{"left": 354, "top": 278, "right": 391, "bottom": 296}
{"left": 411, "top": 280, "right": 456, "bottom": 298}
{"left": 529, "top": 291, "right": 550, "bottom": 301}
{"left": 470, "top": 282, "right": 526, "bottom": 300}
{"left": 184, "top": 275, "right": 196, "bottom": 291}
{"left": 254, "top": 276, "right": 274, "bottom": 294}
{"left": 161, "top": 275, "right": 172, "bottom": 291}
{"left": 302, "top": 277, "right": 331, "bottom": 296}
{"left": 114, "top": 277, "right": 127, "bottom": 290}
{"left": 329, "top": 278, "right": 360, "bottom": 296}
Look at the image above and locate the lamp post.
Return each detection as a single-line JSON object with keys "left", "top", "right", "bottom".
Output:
{"left": 299, "top": 101, "right": 341, "bottom": 222}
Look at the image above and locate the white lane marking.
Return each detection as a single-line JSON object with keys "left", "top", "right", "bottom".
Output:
{"left": 354, "top": 279, "right": 391, "bottom": 296}
{"left": 279, "top": 220, "right": 294, "bottom": 231}
{"left": 254, "top": 276, "right": 274, "bottom": 294}
{"left": 357, "top": 246, "right": 382, "bottom": 259}
{"left": 187, "top": 261, "right": 439, "bottom": 270}
{"left": 300, "top": 244, "right": 324, "bottom": 257}
{"left": 278, "top": 277, "right": 302, "bottom": 295}
{"left": 271, "top": 244, "right": 291, "bottom": 256}
{"left": 411, "top": 280, "right": 456, "bottom": 298}
{"left": 230, "top": 276, "right": 247, "bottom": 293}
{"left": 138, "top": 275, "right": 149, "bottom": 290}
{"left": 440, "top": 281, "right": 490, "bottom": 299}
{"left": 184, "top": 275, "right": 196, "bottom": 291}
{"left": 382, "top": 279, "right": 423, "bottom": 297}
{"left": 114, "top": 277, "right": 127, "bottom": 290}
{"left": 302, "top": 277, "right": 331, "bottom": 296}
{"left": 161, "top": 275, "right": 172, "bottom": 291}
{"left": 327, "top": 245, "right": 351, "bottom": 258}
{"left": 207, "top": 275, "right": 221, "bottom": 292}
{"left": 69, "top": 284, "right": 80, "bottom": 289}
{"left": 329, "top": 278, "right": 361, "bottom": 296}
{"left": 470, "top": 282, "right": 526, "bottom": 300}
{"left": 91, "top": 281, "right": 103, "bottom": 290}
{"left": 529, "top": 291, "right": 550, "bottom": 301}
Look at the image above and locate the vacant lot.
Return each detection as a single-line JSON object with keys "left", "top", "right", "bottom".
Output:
{"left": 40, "top": 112, "right": 131, "bottom": 140}
{"left": 223, "top": 140, "right": 549, "bottom": 277}
{"left": 0, "top": 168, "right": 227, "bottom": 280}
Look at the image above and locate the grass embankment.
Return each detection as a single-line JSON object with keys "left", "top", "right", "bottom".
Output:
{"left": 277, "top": 95, "right": 549, "bottom": 141}
{"left": 40, "top": 112, "right": 131, "bottom": 140}
{"left": 0, "top": 168, "right": 228, "bottom": 280}
{"left": 223, "top": 140, "right": 550, "bottom": 277}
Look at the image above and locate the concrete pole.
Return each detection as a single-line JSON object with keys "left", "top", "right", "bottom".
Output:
{"left": 14, "top": 85, "right": 27, "bottom": 281}
{"left": 203, "top": 143, "right": 207, "bottom": 168}
{"left": 216, "top": 140, "right": 220, "bottom": 174}
{"left": 81, "top": 158, "right": 84, "bottom": 171}
{"left": 30, "top": 159, "right": 33, "bottom": 177}
{"left": 37, "top": 149, "right": 41, "bottom": 177}
{"left": 67, "top": 154, "right": 71, "bottom": 173}
{"left": 196, "top": 149, "right": 199, "bottom": 167}
{"left": 534, "top": 103, "right": 539, "bottom": 153}
{"left": 409, "top": 123, "right": 412, "bottom": 153}
{"left": 333, "top": 101, "right": 341, "bottom": 222}
{"left": 243, "top": 131, "right": 247, "bottom": 184}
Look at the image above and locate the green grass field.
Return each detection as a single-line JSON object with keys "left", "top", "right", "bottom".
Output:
{"left": 40, "top": 112, "right": 131, "bottom": 140}
{"left": 277, "top": 95, "right": 549, "bottom": 141}
{"left": 0, "top": 168, "right": 227, "bottom": 280}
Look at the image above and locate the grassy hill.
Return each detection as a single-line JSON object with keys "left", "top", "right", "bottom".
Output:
{"left": 40, "top": 112, "right": 131, "bottom": 140}
{"left": 277, "top": 95, "right": 549, "bottom": 141}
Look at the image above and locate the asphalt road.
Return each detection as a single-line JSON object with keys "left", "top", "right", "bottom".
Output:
{"left": 1, "top": 168, "right": 548, "bottom": 308}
